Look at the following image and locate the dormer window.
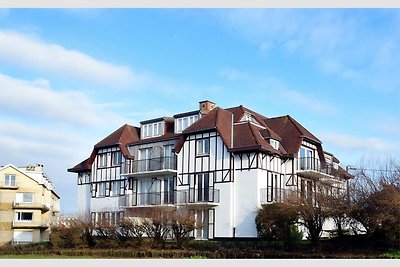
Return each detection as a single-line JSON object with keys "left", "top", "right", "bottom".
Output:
{"left": 176, "top": 115, "right": 199, "bottom": 133}
{"left": 243, "top": 112, "right": 252, "bottom": 122}
{"left": 142, "top": 122, "right": 163, "bottom": 138}
{"left": 270, "top": 139, "right": 279, "bottom": 150}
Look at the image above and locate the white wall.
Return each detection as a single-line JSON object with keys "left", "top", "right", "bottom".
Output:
{"left": 213, "top": 182, "right": 233, "bottom": 238}
{"left": 77, "top": 184, "right": 90, "bottom": 215}
{"left": 233, "top": 169, "right": 261, "bottom": 238}
{"left": 90, "top": 196, "right": 121, "bottom": 213}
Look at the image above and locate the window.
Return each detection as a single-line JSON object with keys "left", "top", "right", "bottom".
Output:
{"left": 177, "top": 118, "right": 183, "bottom": 133}
{"left": 112, "top": 151, "right": 122, "bottom": 166}
{"left": 197, "top": 139, "right": 210, "bottom": 155}
{"left": 111, "top": 181, "right": 121, "bottom": 196}
{"left": 16, "top": 212, "right": 33, "bottom": 221}
{"left": 153, "top": 122, "right": 163, "bottom": 136}
{"left": 176, "top": 115, "right": 199, "bottom": 133}
{"left": 98, "top": 183, "right": 106, "bottom": 197}
{"left": 98, "top": 154, "right": 107, "bottom": 168}
{"left": 197, "top": 173, "right": 210, "bottom": 202}
{"left": 16, "top": 193, "right": 34, "bottom": 203}
{"left": 299, "top": 147, "right": 313, "bottom": 170}
{"left": 143, "top": 122, "right": 163, "bottom": 138}
{"left": 4, "top": 174, "right": 16, "bottom": 187}
{"left": 270, "top": 139, "right": 279, "bottom": 150}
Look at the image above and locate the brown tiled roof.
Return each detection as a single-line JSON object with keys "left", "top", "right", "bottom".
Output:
{"left": 67, "top": 158, "right": 90, "bottom": 173}
{"left": 175, "top": 107, "right": 233, "bottom": 152}
{"left": 69, "top": 124, "right": 140, "bottom": 173}
{"left": 266, "top": 116, "right": 317, "bottom": 154}
{"left": 94, "top": 124, "right": 140, "bottom": 149}
{"left": 230, "top": 122, "right": 286, "bottom": 154}
{"left": 226, "top": 105, "right": 269, "bottom": 127}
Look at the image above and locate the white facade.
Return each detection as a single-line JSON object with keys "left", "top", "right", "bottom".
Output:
{"left": 71, "top": 102, "right": 349, "bottom": 240}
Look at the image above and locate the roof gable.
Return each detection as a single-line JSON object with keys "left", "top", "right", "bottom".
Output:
{"left": 94, "top": 124, "right": 140, "bottom": 149}
{"left": 266, "top": 115, "right": 322, "bottom": 158}
{"left": 175, "top": 107, "right": 233, "bottom": 152}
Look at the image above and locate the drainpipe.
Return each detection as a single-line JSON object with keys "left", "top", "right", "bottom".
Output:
{"left": 231, "top": 113, "right": 236, "bottom": 238}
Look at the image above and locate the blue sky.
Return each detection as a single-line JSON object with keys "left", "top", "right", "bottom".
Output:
{"left": 0, "top": 9, "right": 399, "bottom": 214}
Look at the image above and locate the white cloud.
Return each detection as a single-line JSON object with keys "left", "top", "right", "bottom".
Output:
{"left": 0, "top": 29, "right": 142, "bottom": 87}
{"left": 217, "top": 9, "right": 400, "bottom": 92}
{"left": 218, "top": 67, "right": 339, "bottom": 117}
{"left": 0, "top": 73, "right": 126, "bottom": 127}
{"left": 320, "top": 132, "right": 392, "bottom": 152}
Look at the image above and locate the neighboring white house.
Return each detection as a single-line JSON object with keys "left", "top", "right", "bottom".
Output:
{"left": 68, "top": 100, "right": 351, "bottom": 240}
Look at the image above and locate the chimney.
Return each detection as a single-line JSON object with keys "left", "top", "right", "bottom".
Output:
{"left": 199, "top": 100, "right": 216, "bottom": 115}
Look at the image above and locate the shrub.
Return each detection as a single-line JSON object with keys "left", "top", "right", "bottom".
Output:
{"left": 184, "top": 240, "right": 220, "bottom": 251}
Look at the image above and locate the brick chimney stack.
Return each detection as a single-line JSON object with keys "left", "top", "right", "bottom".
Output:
{"left": 199, "top": 100, "right": 216, "bottom": 115}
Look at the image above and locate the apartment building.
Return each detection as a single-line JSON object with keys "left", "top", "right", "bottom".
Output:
{"left": 68, "top": 100, "right": 351, "bottom": 239}
{"left": 0, "top": 164, "right": 60, "bottom": 245}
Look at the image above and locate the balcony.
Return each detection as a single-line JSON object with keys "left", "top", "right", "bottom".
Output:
{"left": 12, "top": 220, "right": 49, "bottom": 229}
{"left": 0, "top": 181, "right": 18, "bottom": 189}
{"left": 121, "top": 156, "right": 177, "bottom": 177}
{"left": 297, "top": 157, "right": 334, "bottom": 179}
{"left": 119, "top": 188, "right": 220, "bottom": 208}
{"left": 260, "top": 188, "right": 300, "bottom": 205}
{"left": 12, "top": 201, "right": 50, "bottom": 212}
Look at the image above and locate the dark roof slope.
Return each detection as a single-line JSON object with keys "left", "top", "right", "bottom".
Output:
{"left": 230, "top": 122, "right": 286, "bottom": 155}
{"left": 68, "top": 124, "right": 140, "bottom": 173}
{"left": 226, "top": 105, "right": 269, "bottom": 127}
{"left": 94, "top": 124, "right": 140, "bottom": 149}
{"left": 175, "top": 107, "right": 233, "bottom": 152}
{"left": 67, "top": 158, "right": 90, "bottom": 173}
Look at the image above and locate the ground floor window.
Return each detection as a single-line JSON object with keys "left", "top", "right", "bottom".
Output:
{"left": 13, "top": 231, "right": 33, "bottom": 244}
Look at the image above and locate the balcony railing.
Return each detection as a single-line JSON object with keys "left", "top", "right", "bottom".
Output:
{"left": 121, "top": 156, "right": 177, "bottom": 175}
{"left": 260, "top": 188, "right": 300, "bottom": 205}
{"left": 298, "top": 157, "right": 334, "bottom": 176}
{"left": 119, "top": 188, "right": 220, "bottom": 208}
{"left": 12, "top": 220, "right": 49, "bottom": 229}
{"left": 12, "top": 201, "right": 50, "bottom": 212}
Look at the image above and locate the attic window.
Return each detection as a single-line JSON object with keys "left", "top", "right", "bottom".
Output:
{"left": 270, "top": 139, "right": 279, "bottom": 150}
{"left": 242, "top": 112, "right": 253, "bottom": 122}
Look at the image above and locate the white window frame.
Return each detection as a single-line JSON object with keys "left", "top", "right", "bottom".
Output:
{"left": 143, "top": 122, "right": 163, "bottom": 138}
{"left": 98, "top": 154, "right": 107, "bottom": 168}
{"left": 98, "top": 182, "right": 106, "bottom": 197}
{"left": 112, "top": 151, "right": 122, "bottom": 166}
{"left": 176, "top": 115, "right": 199, "bottom": 133}
{"left": 270, "top": 139, "right": 279, "bottom": 150}
{"left": 4, "top": 174, "right": 16, "bottom": 187}
{"left": 16, "top": 193, "right": 34, "bottom": 203}
{"left": 197, "top": 139, "right": 210, "bottom": 155}
{"left": 111, "top": 181, "right": 121, "bottom": 196}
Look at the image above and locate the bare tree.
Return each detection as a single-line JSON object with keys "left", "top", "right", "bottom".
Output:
{"left": 348, "top": 157, "right": 400, "bottom": 248}
{"left": 141, "top": 208, "right": 171, "bottom": 248}
{"left": 170, "top": 208, "right": 197, "bottom": 248}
